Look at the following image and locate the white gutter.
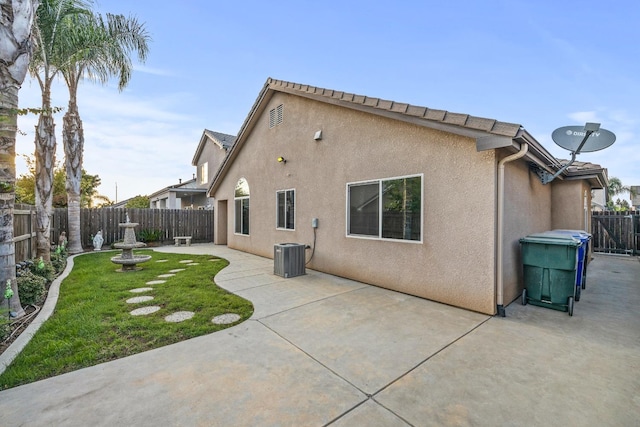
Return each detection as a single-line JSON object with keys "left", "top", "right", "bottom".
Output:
{"left": 496, "top": 142, "right": 528, "bottom": 317}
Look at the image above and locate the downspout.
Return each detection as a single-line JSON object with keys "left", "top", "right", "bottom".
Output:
{"left": 496, "top": 142, "right": 528, "bottom": 317}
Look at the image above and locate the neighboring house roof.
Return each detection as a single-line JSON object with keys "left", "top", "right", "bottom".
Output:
{"left": 149, "top": 178, "right": 206, "bottom": 199}
{"left": 192, "top": 129, "right": 236, "bottom": 166}
{"left": 210, "top": 77, "right": 607, "bottom": 194}
{"left": 109, "top": 198, "right": 131, "bottom": 209}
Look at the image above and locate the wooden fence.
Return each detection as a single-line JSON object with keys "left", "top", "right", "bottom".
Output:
{"left": 11, "top": 206, "right": 214, "bottom": 263}
{"left": 13, "top": 204, "right": 37, "bottom": 263}
{"left": 591, "top": 211, "right": 639, "bottom": 255}
{"left": 51, "top": 208, "right": 215, "bottom": 249}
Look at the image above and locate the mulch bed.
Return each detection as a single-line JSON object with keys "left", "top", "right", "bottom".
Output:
{"left": 1, "top": 272, "right": 56, "bottom": 357}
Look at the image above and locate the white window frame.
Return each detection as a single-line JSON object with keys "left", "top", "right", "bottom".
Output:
{"left": 200, "top": 162, "right": 208, "bottom": 184}
{"left": 276, "top": 188, "right": 296, "bottom": 231}
{"left": 345, "top": 173, "right": 423, "bottom": 243}
{"left": 234, "top": 178, "right": 250, "bottom": 236}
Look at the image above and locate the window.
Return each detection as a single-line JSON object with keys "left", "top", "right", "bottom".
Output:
{"left": 269, "top": 104, "right": 284, "bottom": 128}
{"left": 200, "top": 162, "right": 208, "bottom": 184}
{"left": 347, "top": 174, "right": 422, "bottom": 242}
{"left": 276, "top": 189, "right": 295, "bottom": 230}
{"left": 234, "top": 178, "right": 250, "bottom": 235}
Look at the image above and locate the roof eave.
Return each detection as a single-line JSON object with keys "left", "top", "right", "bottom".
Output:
{"left": 209, "top": 80, "right": 274, "bottom": 196}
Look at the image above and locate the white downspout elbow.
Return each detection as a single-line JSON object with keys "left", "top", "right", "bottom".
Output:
{"left": 496, "top": 142, "right": 528, "bottom": 317}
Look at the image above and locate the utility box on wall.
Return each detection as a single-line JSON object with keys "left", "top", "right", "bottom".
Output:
{"left": 274, "top": 243, "right": 306, "bottom": 278}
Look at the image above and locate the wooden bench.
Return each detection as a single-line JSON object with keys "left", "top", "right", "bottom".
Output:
{"left": 174, "top": 236, "right": 192, "bottom": 246}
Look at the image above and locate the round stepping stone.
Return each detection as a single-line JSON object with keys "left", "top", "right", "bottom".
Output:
{"left": 179, "top": 260, "right": 193, "bottom": 264}
{"left": 156, "top": 259, "right": 169, "bottom": 263}
{"left": 146, "top": 280, "right": 166, "bottom": 285}
{"left": 212, "top": 313, "right": 241, "bottom": 324}
{"left": 130, "top": 306, "right": 160, "bottom": 316}
{"left": 169, "top": 269, "right": 186, "bottom": 273}
{"left": 130, "top": 287, "right": 153, "bottom": 293}
{"left": 127, "top": 296, "right": 154, "bottom": 304}
{"left": 157, "top": 274, "right": 175, "bottom": 278}
{"left": 186, "top": 263, "right": 200, "bottom": 266}
{"left": 165, "top": 311, "right": 195, "bottom": 323}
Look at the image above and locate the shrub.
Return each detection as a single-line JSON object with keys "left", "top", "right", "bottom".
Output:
{"left": 138, "top": 229, "right": 162, "bottom": 243}
{"left": 51, "top": 248, "right": 68, "bottom": 274}
{"left": 0, "top": 313, "right": 9, "bottom": 342}
{"left": 28, "top": 257, "right": 56, "bottom": 282}
{"left": 16, "top": 270, "right": 47, "bottom": 306}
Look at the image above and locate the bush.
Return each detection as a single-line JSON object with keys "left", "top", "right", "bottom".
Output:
{"left": 28, "top": 257, "right": 56, "bottom": 282}
{"left": 16, "top": 270, "right": 47, "bottom": 306}
{"left": 51, "top": 248, "right": 68, "bottom": 274}
{"left": 0, "top": 313, "right": 9, "bottom": 342}
{"left": 138, "top": 229, "right": 162, "bottom": 243}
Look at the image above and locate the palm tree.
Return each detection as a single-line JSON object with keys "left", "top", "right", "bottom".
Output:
{"left": 30, "top": 0, "right": 90, "bottom": 261}
{"left": 607, "top": 177, "right": 634, "bottom": 199}
{"left": 0, "top": 0, "right": 41, "bottom": 317}
{"left": 60, "top": 12, "right": 150, "bottom": 253}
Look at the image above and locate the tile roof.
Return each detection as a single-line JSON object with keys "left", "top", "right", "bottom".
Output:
{"left": 267, "top": 78, "right": 523, "bottom": 138}
{"left": 209, "top": 77, "right": 609, "bottom": 193}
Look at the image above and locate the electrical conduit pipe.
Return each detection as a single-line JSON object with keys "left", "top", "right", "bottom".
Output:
{"left": 496, "top": 142, "right": 528, "bottom": 317}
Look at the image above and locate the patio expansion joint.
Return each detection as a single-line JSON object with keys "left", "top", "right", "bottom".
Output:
{"left": 253, "top": 284, "right": 372, "bottom": 321}
{"left": 370, "top": 315, "right": 493, "bottom": 398}
{"left": 323, "top": 395, "right": 417, "bottom": 427}
{"left": 256, "top": 319, "right": 369, "bottom": 397}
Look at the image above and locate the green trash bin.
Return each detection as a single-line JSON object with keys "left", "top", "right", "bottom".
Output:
{"left": 519, "top": 233, "right": 580, "bottom": 316}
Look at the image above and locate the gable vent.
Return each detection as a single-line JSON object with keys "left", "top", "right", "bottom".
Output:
{"left": 269, "top": 104, "right": 284, "bottom": 128}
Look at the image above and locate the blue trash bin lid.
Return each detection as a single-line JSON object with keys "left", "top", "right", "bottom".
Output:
{"left": 552, "top": 229, "right": 592, "bottom": 240}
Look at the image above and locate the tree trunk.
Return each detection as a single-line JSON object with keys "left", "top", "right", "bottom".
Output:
{"left": 0, "top": 0, "right": 40, "bottom": 318}
{"left": 63, "top": 96, "right": 84, "bottom": 254}
{"left": 0, "top": 84, "right": 25, "bottom": 318}
{"left": 34, "top": 109, "right": 56, "bottom": 262}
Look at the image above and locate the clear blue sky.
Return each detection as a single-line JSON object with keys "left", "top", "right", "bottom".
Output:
{"left": 16, "top": 0, "right": 640, "bottom": 203}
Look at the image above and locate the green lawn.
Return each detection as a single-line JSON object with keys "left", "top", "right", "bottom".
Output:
{"left": 0, "top": 250, "right": 253, "bottom": 390}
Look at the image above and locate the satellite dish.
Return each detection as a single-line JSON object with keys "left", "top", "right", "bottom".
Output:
{"left": 539, "top": 122, "right": 616, "bottom": 184}
{"left": 552, "top": 124, "right": 616, "bottom": 153}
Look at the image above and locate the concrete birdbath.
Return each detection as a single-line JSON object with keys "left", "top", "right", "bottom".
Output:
{"left": 111, "top": 214, "right": 152, "bottom": 271}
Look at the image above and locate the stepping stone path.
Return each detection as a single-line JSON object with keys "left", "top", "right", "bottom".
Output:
{"left": 131, "top": 306, "right": 161, "bottom": 316}
{"left": 126, "top": 257, "right": 240, "bottom": 326}
{"left": 130, "top": 287, "right": 154, "bottom": 293}
{"left": 127, "top": 296, "right": 154, "bottom": 304}
{"left": 212, "top": 313, "right": 241, "bottom": 324}
{"left": 165, "top": 311, "right": 195, "bottom": 323}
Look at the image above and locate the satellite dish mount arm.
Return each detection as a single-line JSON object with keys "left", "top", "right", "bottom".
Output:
{"left": 541, "top": 122, "right": 600, "bottom": 184}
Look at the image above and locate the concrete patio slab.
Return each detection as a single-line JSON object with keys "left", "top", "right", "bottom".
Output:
{"left": 375, "top": 254, "right": 640, "bottom": 427}
{"left": 0, "top": 244, "right": 637, "bottom": 426}
{"left": 0, "top": 321, "right": 366, "bottom": 426}
{"left": 262, "top": 285, "right": 489, "bottom": 394}
{"left": 330, "top": 399, "right": 410, "bottom": 426}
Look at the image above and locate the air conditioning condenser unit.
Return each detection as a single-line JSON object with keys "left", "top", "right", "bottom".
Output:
{"left": 274, "top": 243, "right": 306, "bottom": 278}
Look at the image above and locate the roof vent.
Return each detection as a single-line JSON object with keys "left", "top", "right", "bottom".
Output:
{"left": 269, "top": 104, "right": 284, "bottom": 128}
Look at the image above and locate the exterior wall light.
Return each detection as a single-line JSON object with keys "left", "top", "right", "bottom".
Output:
{"left": 277, "top": 156, "right": 287, "bottom": 164}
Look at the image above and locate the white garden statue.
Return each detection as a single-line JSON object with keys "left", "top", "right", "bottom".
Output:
{"left": 93, "top": 230, "right": 104, "bottom": 251}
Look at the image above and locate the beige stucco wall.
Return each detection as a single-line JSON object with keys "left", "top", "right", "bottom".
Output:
{"left": 198, "top": 141, "right": 225, "bottom": 188}
{"left": 551, "top": 180, "right": 591, "bottom": 231}
{"left": 501, "top": 158, "right": 552, "bottom": 305}
{"left": 213, "top": 92, "right": 499, "bottom": 314}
